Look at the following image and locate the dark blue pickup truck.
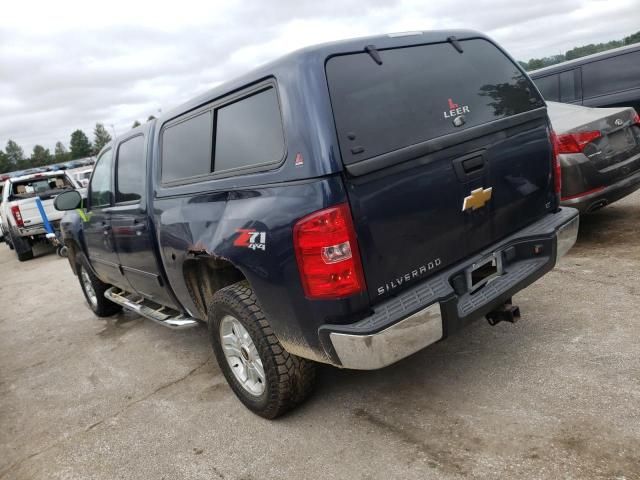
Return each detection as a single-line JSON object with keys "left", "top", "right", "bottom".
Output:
{"left": 55, "top": 30, "right": 579, "bottom": 418}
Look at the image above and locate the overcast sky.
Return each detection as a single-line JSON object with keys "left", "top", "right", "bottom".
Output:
{"left": 1, "top": 0, "right": 639, "bottom": 154}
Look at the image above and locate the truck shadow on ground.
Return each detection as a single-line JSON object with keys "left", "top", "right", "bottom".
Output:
{"left": 0, "top": 241, "right": 57, "bottom": 262}
{"left": 309, "top": 317, "right": 496, "bottom": 404}
{"left": 97, "top": 310, "right": 145, "bottom": 339}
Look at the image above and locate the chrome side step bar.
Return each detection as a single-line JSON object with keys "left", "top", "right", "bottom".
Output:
{"left": 105, "top": 287, "right": 199, "bottom": 330}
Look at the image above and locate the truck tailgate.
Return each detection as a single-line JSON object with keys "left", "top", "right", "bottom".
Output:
{"left": 17, "top": 197, "right": 65, "bottom": 228}
{"left": 326, "top": 38, "right": 556, "bottom": 302}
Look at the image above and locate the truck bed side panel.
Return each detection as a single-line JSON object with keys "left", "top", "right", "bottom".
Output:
{"left": 152, "top": 175, "right": 368, "bottom": 363}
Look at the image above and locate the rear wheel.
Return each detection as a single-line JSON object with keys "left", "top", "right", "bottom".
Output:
{"left": 208, "top": 281, "right": 316, "bottom": 419}
{"left": 77, "top": 254, "right": 122, "bottom": 317}
{"left": 9, "top": 230, "right": 33, "bottom": 261}
{"left": 4, "top": 231, "right": 14, "bottom": 250}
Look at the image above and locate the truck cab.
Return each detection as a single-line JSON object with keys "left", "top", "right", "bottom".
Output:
{"left": 56, "top": 29, "right": 579, "bottom": 418}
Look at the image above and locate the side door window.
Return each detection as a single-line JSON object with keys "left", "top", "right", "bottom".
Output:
{"left": 213, "top": 87, "right": 285, "bottom": 173}
{"left": 159, "top": 84, "right": 285, "bottom": 184}
{"left": 115, "top": 135, "right": 145, "bottom": 204}
{"left": 534, "top": 75, "right": 560, "bottom": 102}
{"left": 161, "top": 111, "right": 212, "bottom": 183}
{"left": 582, "top": 51, "right": 640, "bottom": 98}
{"left": 89, "top": 149, "right": 114, "bottom": 208}
{"left": 84, "top": 147, "right": 123, "bottom": 286}
{"left": 559, "top": 69, "right": 579, "bottom": 102}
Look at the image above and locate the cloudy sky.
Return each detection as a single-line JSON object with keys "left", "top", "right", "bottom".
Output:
{"left": 1, "top": 0, "right": 639, "bottom": 154}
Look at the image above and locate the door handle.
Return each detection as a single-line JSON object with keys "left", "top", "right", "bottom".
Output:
{"left": 462, "top": 156, "right": 485, "bottom": 174}
{"left": 453, "top": 152, "right": 487, "bottom": 181}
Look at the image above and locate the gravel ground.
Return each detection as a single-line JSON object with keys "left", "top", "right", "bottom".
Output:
{"left": 1, "top": 192, "right": 639, "bottom": 480}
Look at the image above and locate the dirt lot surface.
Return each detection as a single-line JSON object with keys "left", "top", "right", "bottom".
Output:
{"left": 1, "top": 193, "right": 639, "bottom": 480}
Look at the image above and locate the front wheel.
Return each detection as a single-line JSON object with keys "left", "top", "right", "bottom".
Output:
{"left": 208, "top": 281, "right": 316, "bottom": 419}
{"left": 76, "top": 254, "right": 122, "bottom": 317}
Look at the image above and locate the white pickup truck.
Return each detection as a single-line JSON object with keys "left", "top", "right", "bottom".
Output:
{"left": 1, "top": 171, "right": 82, "bottom": 261}
{"left": 0, "top": 180, "right": 6, "bottom": 244}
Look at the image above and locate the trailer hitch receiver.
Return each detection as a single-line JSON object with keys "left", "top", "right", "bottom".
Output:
{"left": 486, "top": 299, "right": 520, "bottom": 326}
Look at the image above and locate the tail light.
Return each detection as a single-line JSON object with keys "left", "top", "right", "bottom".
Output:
{"left": 633, "top": 112, "right": 640, "bottom": 125}
{"left": 554, "top": 130, "right": 601, "bottom": 154}
{"left": 293, "top": 203, "right": 366, "bottom": 299}
{"left": 11, "top": 205, "right": 24, "bottom": 227}
{"left": 550, "top": 130, "right": 562, "bottom": 195}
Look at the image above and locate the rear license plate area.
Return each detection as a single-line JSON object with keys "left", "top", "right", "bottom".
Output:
{"left": 608, "top": 130, "right": 636, "bottom": 152}
{"left": 466, "top": 252, "right": 503, "bottom": 292}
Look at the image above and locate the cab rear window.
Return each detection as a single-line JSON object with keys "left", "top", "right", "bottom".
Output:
{"left": 326, "top": 38, "right": 544, "bottom": 164}
{"left": 10, "top": 175, "right": 74, "bottom": 200}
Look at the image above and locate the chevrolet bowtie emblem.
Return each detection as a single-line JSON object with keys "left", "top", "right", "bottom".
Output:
{"left": 462, "top": 187, "right": 493, "bottom": 212}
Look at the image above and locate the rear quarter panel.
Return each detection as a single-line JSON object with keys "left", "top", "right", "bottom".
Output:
{"left": 152, "top": 176, "right": 370, "bottom": 362}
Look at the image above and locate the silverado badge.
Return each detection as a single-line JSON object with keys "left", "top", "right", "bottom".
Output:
{"left": 462, "top": 187, "right": 493, "bottom": 212}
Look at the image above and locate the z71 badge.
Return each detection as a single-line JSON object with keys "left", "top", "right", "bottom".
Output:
{"left": 234, "top": 229, "right": 266, "bottom": 251}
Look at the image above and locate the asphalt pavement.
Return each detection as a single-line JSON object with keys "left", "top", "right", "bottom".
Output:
{"left": 1, "top": 192, "right": 639, "bottom": 479}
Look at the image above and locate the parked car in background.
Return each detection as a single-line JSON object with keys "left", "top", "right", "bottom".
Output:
{"left": 55, "top": 30, "right": 579, "bottom": 418}
{"left": 1, "top": 171, "right": 81, "bottom": 261}
{"left": 64, "top": 158, "right": 94, "bottom": 170}
{"left": 70, "top": 167, "right": 93, "bottom": 188}
{"left": 0, "top": 181, "right": 5, "bottom": 243}
{"left": 64, "top": 160, "right": 83, "bottom": 169}
{"left": 530, "top": 43, "right": 640, "bottom": 113}
{"left": 547, "top": 101, "right": 640, "bottom": 212}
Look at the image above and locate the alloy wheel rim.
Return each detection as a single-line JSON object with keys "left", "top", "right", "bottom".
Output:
{"left": 220, "top": 315, "right": 265, "bottom": 396}
{"left": 80, "top": 268, "right": 98, "bottom": 308}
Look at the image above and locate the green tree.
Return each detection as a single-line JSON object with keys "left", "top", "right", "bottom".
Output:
{"left": 69, "top": 129, "right": 93, "bottom": 159}
{"left": 132, "top": 120, "right": 141, "bottom": 129}
{"left": 519, "top": 30, "right": 640, "bottom": 71}
{"left": 0, "top": 150, "right": 12, "bottom": 174}
{"left": 624, "top": 31, "right": 640, "bottom": 45}
{"left": 30, "top": 145, "right": 53, "bottom": 166}
{"left": 5, "top": 140, "right": 24, "bottom": 166}
{"left": 146, "top": 115, "right": 156, "bottom": 122}
{"left": 565, "top": 42, "right": 622, "bottom": 60}
{"left": 93, "top": 123, "right": 112, "bottom": 154}
{"left": 54, "top": 141, "right": 70, "bottom": 163}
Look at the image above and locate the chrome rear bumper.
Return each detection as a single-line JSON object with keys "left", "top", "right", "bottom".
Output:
{"left": 323, "top": 208, "right": 579, "bottom": 370}
{"left": 555, "top": 213, "right": 579, "bottom": 259}
{"left": 329, "top": 303, "right": 442, "bottom": 370}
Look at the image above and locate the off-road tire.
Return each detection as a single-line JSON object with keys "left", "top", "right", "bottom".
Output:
{"left": 208, "top": 281, "right": 317, "bottom": 419}
{"left": 9, "top": 230, "right": 33, "bottom": 261}
{"left": 4, "top": 231, "right": 14, "bottom": 250}
{"left": 77, "top": 253, "right": 122, "bottom": 317}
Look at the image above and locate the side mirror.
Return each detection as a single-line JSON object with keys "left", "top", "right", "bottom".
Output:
{"left": 54, "top": 190, "right": 82, "bottom": 211}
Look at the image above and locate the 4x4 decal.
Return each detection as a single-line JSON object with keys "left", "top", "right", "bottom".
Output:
{"left": 234, "top": 229, "right": 266, "bottom": 251}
